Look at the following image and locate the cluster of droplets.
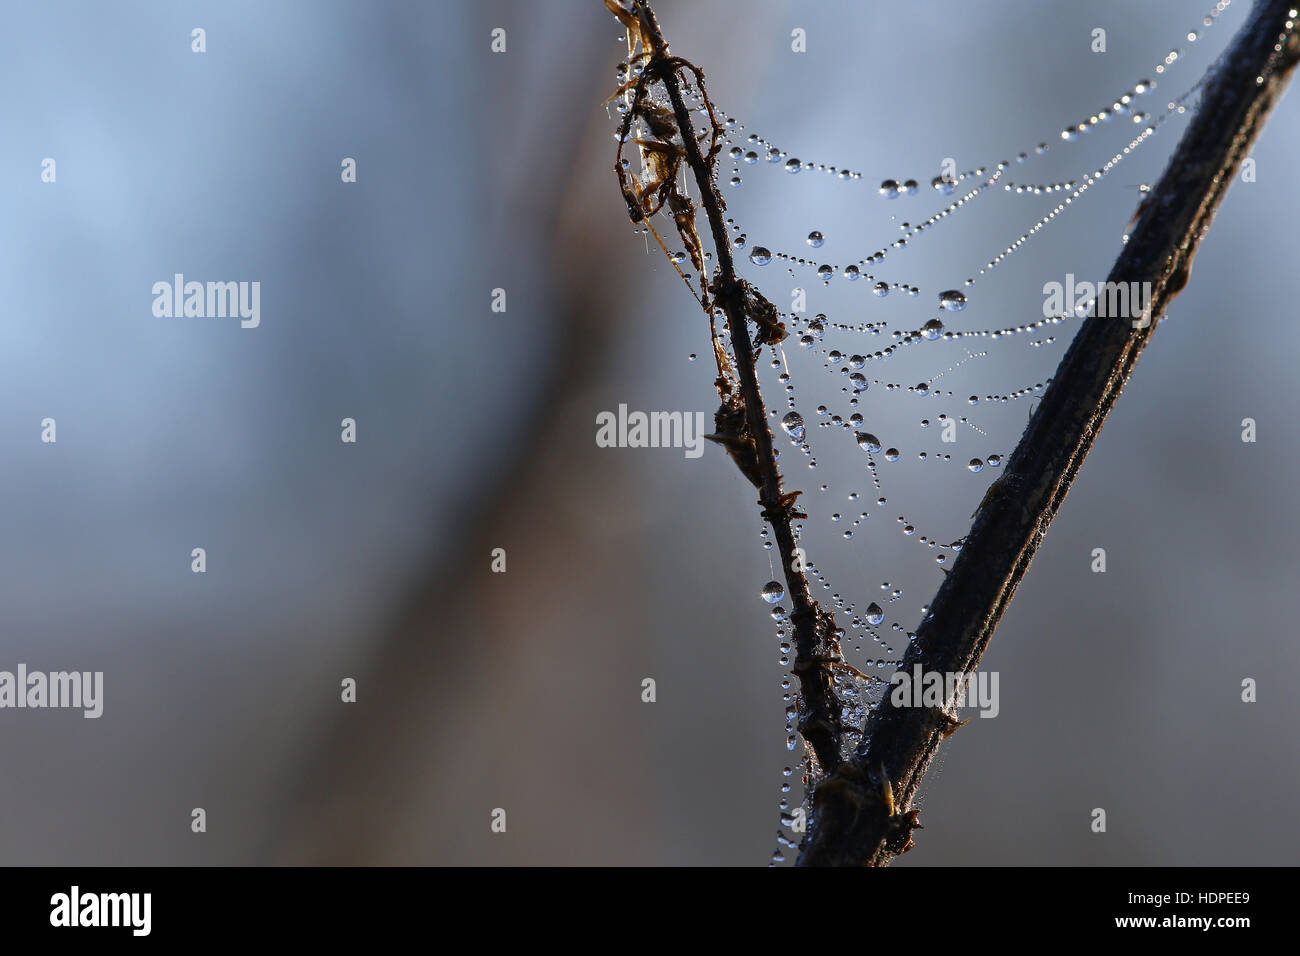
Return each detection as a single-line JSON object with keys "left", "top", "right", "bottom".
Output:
{"left": 691, "top": 2, "right": 1236, "bottom": 317}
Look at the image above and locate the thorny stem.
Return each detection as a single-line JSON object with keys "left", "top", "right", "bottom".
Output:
{"left": 799, "top": 0, "right": 1300, "bottom": 866}
{"left": 623, "top": 2, "right": 851, "bottom": 775}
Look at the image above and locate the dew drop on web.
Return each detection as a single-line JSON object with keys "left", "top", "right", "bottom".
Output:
{"left": 781, "top": 411, "right": 806, "bottom": 442}
{"left": 856, "top": 433, "right": 882, "bottom": 454}
{"left": 938, "top": 290, "right": 967, "bottom": 312}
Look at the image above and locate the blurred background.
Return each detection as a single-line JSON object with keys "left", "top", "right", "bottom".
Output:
{"left": 0, "top": 0, "right": 1295, "bottom": 865}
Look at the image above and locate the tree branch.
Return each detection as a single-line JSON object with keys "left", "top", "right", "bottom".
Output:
{"left": 799, "top": 0, "right": 1300, "bottom": 866}
{"left": 615, "top": 1, "right": 852, "bottom": 775}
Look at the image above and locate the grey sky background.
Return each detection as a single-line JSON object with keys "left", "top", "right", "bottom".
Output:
{"left": 0, "top": 0, "right": 1295, "bottom": 865}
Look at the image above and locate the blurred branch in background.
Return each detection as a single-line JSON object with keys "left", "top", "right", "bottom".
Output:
{"left": 269, "top": 21, "right": 624, "bottom": 863}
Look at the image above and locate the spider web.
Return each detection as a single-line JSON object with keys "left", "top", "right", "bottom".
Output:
{"left": 608, "top": 0, "right": 1237, "bottom": 864}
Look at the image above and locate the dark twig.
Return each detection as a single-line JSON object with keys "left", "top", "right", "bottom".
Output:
{"left": 615, "top": 1, "right": 851, "bottom": 774}
{"left": 799, "top": 0, "right": 1300, "bottom": 866}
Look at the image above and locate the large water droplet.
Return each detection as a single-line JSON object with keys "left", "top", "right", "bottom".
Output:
{"left": 938, "top": 290, "right": 967, "bottom": 311}
{"left": 806, "top": 231, "right": 824, "bottom": 247}
{"left": 849, "top": 372, "right": 869, "bottom": 393}
{"left": 968, "top": 458, "right": 984, "bottom": 472}
{"left": 785, "top": 158, "right": 802, "bottom": 174}
{"left": 749, "top": 247, "right": 773, "bottom": 265}
{"left": 761, "top": 581, "right": 785, "bottom": 604}
{"left": 921, "top": 318, "right": 944, "bottom": 340}
{"left": 781, "top": 412, "right": 806, "bottom": 442}
{"left": 865, "top": 602, "right": 884, "bottom": 626}
{"left": 856, "top": 433, "right": 882, "bottom": 454}
{"left": 879, "top": 179, "right": 900, "bottom": 199}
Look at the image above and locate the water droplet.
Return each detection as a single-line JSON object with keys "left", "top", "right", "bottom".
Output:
{"left": 987, "top": 454, "right": 1002, "bottom": 467}
{"left": 817, "top": 264, "right": 833, "bottom": 281}
{"left": 968, "top": 458, "right": 984, "bottom": 472}
{"left": 856, "top": 432, "right": 882, "bottom": 454}
{"left": 785, "top": 158, "right": 802, "bottom": 174}
{"left": 932, "top": 175, "right": 956, "bottom": 195}
{"left": 873, "top": 282, "right": 890, "bottom": 297}
{"left": 761, "top": 581, "right": 785, "bottom": 604}
{"left": 921, "top": 318, "right": 944, "bottom": 340}
{"left": 865, "top": 602, "right": 884, "bottom": 626}
{"left": 884, "top": 448, "right": 899, "bottom": 462}
{"left": 749, "top": 247, "right": 773, "bottom": 265}
{"left": 938, "top": 290, "right": 967, "bottom": 311}
{"left": 849, "top": 372, "right": 869, "bottom": 393}
{"left": 879, "top": 179, "right": 900, "bottom": 199}
{"left": 806, "top": 231, "right": 824, "bottom": 247}
{"left": 781, "top": 411, "right": 806, "bottom": 442}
